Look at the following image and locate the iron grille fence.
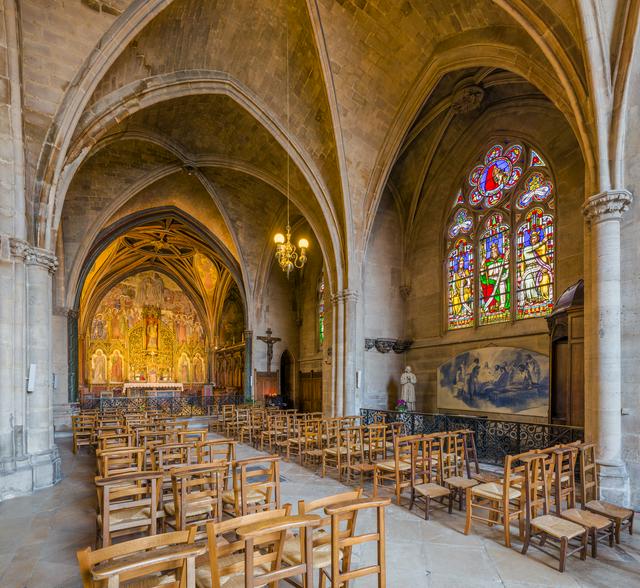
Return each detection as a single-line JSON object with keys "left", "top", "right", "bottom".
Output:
{"left": 80, "top": 393, "right": 244, "bottom": 415}
{"left": 360, "top": 408, "right": 584, "bottom": 466}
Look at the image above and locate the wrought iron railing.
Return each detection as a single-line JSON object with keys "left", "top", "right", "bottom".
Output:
{"left": 80, "top": 393, "right": 244, "bottom": 415}
{"left": 360, "top": 408, "right": 583, "bottom": 466}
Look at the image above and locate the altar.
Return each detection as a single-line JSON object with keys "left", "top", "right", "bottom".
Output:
{"left": 122, "top": 382, "right": 184, "bottom": 398}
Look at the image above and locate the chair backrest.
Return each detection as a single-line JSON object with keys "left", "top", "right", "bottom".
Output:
{"left": 393, "top": 434, "right": 423, "bottom": 470}
{"left": 97, "top": 432, "right": 133, "bottom": 451}
{"left": 95, "top": 471, "right": 163, "bottom": 547}
{"left": 324, "top": 497, "right": 391, "bottom": 588}
{"left": 366, "top": 424, "right": 388, "bottom": 461}
{"left": 177, "top": 428, "right": 208, "bottom": 444}
{"left": 170, "top": 463, "right": 226, "bottom": 533}
{"left": 231, "top": 455, "right": 282, "bottom": 515}
{"left": 197, "top": 438, "right": 236, "bottom": 463}
{"left": 546, "top": 445, "right": 577, "bottom": 511}
{"left": 138, "top": 429, "right": 173, "bottom": 449}
{"left": 576, "top": 442, "right": 598, "bottom": 504}
{"left": 237, "top": 515, "right": 321, "bottom": 588}
{"left": 520, "top": 452, "right": 551, "bottom": 521}
{"left": 77, "top": 528, "right": 197, "bottom": 588}
{"left": 410, "top": 435, "right": 442, "bottom": 486}
{"left": 97, "top": 447, "right": 145, "bottom": 477}
{"left": 440, "top": 432, "right": 465, "bottom": 480}
{"left": 153, "top": 442, "right": 197, "bottom": 473}
{"left": 299, "top": 489, "right": 363, "bottom": 550}
{"left": 203, "top": 507, "right": 290, "bottom": 588}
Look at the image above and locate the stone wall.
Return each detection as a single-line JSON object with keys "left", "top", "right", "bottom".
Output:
{"left": 362, "top": 188, "right": 405, "bottom": 409}
{"left": 403, "top": 105, "right": 584, "bottom": 417}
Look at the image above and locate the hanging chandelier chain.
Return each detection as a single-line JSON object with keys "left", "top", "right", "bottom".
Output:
{"left": 272, "top": 2, "right": 308, "bottom": 277}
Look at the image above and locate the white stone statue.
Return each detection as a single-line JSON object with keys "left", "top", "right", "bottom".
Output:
{"left": 400, "top": 366, "right": 417, "bottom": 410}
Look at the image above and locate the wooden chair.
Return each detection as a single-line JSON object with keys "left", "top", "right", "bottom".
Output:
{"left": 322, "top": 497, "right": 391, "bottom": 588}
{"left": 196, "top": 506, "right": 291, "bottom": 588}
{"left": 365, "top": 423, "right": 388, "bottom": 464}
{"left": 301, "top": 419, "right": 324, "bottom": 468}
{"left": 222, "top": 455, "right": 282, "bottom": 516}
{"left": 343, "top": 426, "right": 372, "bottom": 485}
{"left": 96, "top": 447, "right": 145, "bottom": 478}
{"left": 577, "top": 442, "right": 634, "bottom": 543}
{"left": 520, "top": 453, "right": 588, "bottom": 572}
{"left": 77, "top": 528, "right": 203, "bottom": 588}
{"left": 464, "top": 451, "right": 527, "bottom": 547}
{"left": 95, "top": 471, "right": 163, "bottom": 547}
{"left": 153, "top": 442, "right": 198, "bottom": 503}
{"left": 72, "top": 415, "right": 95, "bottom": 454}
{"left": 260, "top": 414, "right": 286, "bottom": 452}
{"left": 409, "top": 435, "right": 451, "bottom": 519}
{"left": 166, "top": 463, "right": 225, "bottom": 538}
{"left": 373, "top": 434, "right": 419, "bottom": 505}
{"left": 442, "top": 432, "right": 478, "bottom": 512}
{"left": 550, "top": 445, "right": 614, "bottom": 558}
{"left": 237, "top": 515, "right": 320, "bottom": 588}
{"left": 321, "top": 424, "right": 348, "bottom": 480}
{"left": 283, "top": 489, "right": 363, "bottom": 586}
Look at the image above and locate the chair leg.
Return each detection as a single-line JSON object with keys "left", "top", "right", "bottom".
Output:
{"left": 409, "top": 488, "right": 415, "bottom": 512}
{"left": 464, "top": 492, "right": 472, "bottom": 535}
{"left": 424, "top": 496, "right": 430, "bottom": 521}
{"left": 580, "top": 531, "right": 588, "bottom": 561}
{"left": 558, "top": 536, "right": 568, "bottom": 572}
{"left": 521, "top": 527, "right": 531, "bottom": 555}
{"left": 590, "top": 528, "right": 597, "bottom": 558}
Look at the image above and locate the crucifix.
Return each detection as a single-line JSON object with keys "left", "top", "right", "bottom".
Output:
{"left": 257, "top": 328, "right": 281, "bottom": 373}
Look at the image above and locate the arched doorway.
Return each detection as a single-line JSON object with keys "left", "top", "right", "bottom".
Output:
{"left": 280, "top": 351, "right": 294, "bottom": 409}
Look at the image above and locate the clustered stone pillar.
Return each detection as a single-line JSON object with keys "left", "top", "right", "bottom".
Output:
{"left": 583, "top": 190, "right": 632, "bottom": 504}
{"left": 0, "top": 240, "right": 61, "bottom": 499}
{"left": 331, "top": 289, "right": 358, "bottom": 416}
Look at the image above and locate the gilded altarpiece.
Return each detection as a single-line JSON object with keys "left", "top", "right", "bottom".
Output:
{"left": 85, "top": 271, "right": 207, "bottom": 386}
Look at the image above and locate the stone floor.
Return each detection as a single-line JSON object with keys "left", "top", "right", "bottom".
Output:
{"left": 0, "top": 424, "right": 638, "bottom": 588}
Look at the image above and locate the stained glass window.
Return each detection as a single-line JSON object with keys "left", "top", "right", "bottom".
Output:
{"left": 318, "top": 274, "right": 325, "bottom": 347}
{"left": 516, "top": 208, "right": 554, "bottom": 318}
{"left": 445, "top": 141, "right": 555, "bottom": 330}
{"left": 479, "top": 214, "right": 510, "bottom": 325}
{"left": 447, "top": 238, "right": 474, "bottom": 329}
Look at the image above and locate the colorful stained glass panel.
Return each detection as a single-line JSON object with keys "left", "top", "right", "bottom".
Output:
{"left": 516, "top": 208, "right": 554, "bottom": 318}
{"left": 448, "top": 208, "right": 473, "bottom": 238}
{"left": 479, "top": 215, "right": 511, "bottom": 324}
{"left": 448, "top": 238, "right": 474, "bottom": 330}
{"left": 517, "top": 172, "right": 553, "bottom": 209}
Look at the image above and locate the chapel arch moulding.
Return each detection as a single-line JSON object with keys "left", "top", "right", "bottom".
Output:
{"left": 360, "top": 23, "right": 595, "bottom": 256}
{"left": 47, "top": 71, "right": 345, "bottom": 299}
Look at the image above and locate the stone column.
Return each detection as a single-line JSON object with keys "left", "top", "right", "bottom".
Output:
{"left": 331, "top": 290, "right": 359, "bottom": 416}
{"left": 243, "top": 330, "right": 253, "bottom": 401}
{"left": 583, "top": 190, "right": 632, "bottom": 504}
{"left": 67, "top": 309, "right": 79, "bottom": 403}
{"left": 25, "top": 248, "right": 58, "bottom": 457}
{"left": 0, "top": 251, "right": 16, "bottom": 459}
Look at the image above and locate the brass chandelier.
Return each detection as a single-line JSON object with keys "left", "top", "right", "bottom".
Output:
{"left": 273, "top": 13, "right": 309, "bottom": 277}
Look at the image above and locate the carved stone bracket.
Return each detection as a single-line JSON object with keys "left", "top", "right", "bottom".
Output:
{"left": 374, "top": 338, "right": 396, "bottom": 353}
{"left": 365, "top": 337, "right": 413, "bottom": 353}
{"left": 392, "top": 339, "right": 413, "bottom": 353}
{"left": 582, "top": 189, "right": 633, "bottom": 223}
{"left": 451, "top": 84, "right": 484, "bottom": 114}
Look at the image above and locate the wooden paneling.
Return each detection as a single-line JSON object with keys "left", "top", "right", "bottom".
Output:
{"left": 299, "top": 371, "right": 322, "bottom": 413}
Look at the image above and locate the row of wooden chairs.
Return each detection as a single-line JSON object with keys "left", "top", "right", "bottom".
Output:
{"left": 81, "top": 481, "right": 390, "bottom": 587}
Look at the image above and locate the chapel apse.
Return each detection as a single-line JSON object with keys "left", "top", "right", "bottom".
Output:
{"left": 84, "top": 271, "right": 207, "bottom": 387}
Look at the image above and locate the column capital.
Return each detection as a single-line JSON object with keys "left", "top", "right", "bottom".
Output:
{"left": 582, "top": 189, "right": 633, "bottom": 223}
{"left": 9, "top": 238, "right": 58, "bottom": 273}
{"left": 331, "top": 289, "right": 359, "bottom": 304}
